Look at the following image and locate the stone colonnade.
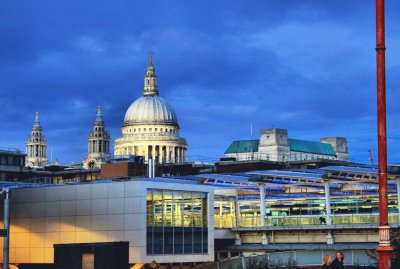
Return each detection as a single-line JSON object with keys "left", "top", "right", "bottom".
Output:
{"left": 27, "top": 144, "right": 47, "bottom": 158}
{"left": 120, "top": 144, "right": 186, "bottom": 163}
{"left": 88, "top": 140, "right": 110, "bottom": 154}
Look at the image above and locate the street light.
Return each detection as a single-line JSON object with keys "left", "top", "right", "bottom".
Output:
{"left": 375, "top": 0, "right": 393, "bottom": 268}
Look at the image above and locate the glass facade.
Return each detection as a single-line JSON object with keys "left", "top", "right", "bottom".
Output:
{"left": 213, "top": 192, "right": 400, "bottom": 228}
{"left": 146, "top": 189, "right": 208, "bottom": 255}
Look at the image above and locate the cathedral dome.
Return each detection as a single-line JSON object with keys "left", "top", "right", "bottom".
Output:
{"left": 123, "top": 95, "right": 178, "bottom": 126}
{"left": 114, "top": 53, "right": 187, "bottom": 164}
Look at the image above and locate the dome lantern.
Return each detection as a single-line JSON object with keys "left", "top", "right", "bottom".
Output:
{"left": 143, "top": 51, "right": 159, "bottom": 96}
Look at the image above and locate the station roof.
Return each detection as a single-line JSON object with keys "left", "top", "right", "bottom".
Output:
{"left": 0, "top": 164, "right": 397, "bottom": 201}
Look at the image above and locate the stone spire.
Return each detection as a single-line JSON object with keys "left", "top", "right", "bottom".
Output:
{"left": 33, "top": 112, "right": 41, "bottom": 129}
{"left": 83, "top": 106, "right": 111, "bottom": 169}
{"left": 143, "top": 51, "right": 159, "bottom": 96}
{"left": 95, "top": 105, "right": 104, "bottom": 125}
{"left": 25, "top": 112, "right": 49, "bottom": 168}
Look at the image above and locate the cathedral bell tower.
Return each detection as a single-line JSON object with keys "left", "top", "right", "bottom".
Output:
{"left": 83, "top": 106, "right": 111, "bottom": 169}
{"left": 25, "top": 112, "right": 49, "bottom": 168}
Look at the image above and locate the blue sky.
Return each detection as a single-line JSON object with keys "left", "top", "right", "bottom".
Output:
{"left": 1, "top": 1, "right": 400, "bottom": 164}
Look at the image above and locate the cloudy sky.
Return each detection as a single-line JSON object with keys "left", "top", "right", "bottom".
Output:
{"left": 1, "top": 1, "right": 400, "bottom": 164}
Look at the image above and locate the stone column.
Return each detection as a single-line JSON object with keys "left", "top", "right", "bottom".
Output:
{"left": 171, "top": 146, "right": 175, "bottom": 163}
{"left": 144, "top": 146, "right": 148, "bottom": 162}
{"left": 160, "top": 146, "right": 164, "bottom": 164}
{"left": 177, "top": 147, "right": 181, "bottom": 163}
{"left": 179, "top": 147, "right": 185, "bottom": 163}
{"left": 324, "top": 181, "right": 332, "bottom": 225}
{"left": 152, "top": 145, "right": 156, "bottom": 160}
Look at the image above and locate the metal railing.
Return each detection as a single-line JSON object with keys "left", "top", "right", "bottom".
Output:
{"left": 214, "top": 213, "right": 400, "bottom": 228}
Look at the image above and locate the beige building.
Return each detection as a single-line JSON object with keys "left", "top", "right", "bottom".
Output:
{"left": 3, "top": 179, "right": 213, "bottom": 265}
{"left": 25, "top": 112, "right": 49, "bottom": 168}
{"left": 114, "top": 54, "right": 187, "bottom": 163}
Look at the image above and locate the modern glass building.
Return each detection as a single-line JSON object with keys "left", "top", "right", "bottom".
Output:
{"left": 1, "top": 164, "right": 400, "bottom": 267}
{"left": 1, "top": 179, "right": 214, "bottom": 266}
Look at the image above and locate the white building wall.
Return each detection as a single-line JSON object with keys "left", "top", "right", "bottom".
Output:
{"left": 1, "top": 180, "right": 214, "bottom": 265}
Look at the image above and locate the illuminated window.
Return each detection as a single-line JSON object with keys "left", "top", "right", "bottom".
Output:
{"left": 146, "top": 189, "right": 208, "bottom": 255}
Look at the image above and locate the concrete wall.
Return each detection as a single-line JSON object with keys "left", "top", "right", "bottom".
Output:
{"left": 0, "top": 179, "right": 214, "bottom": 265}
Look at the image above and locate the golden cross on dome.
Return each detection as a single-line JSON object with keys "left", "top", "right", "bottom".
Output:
{"left": 98, "top": 105, "right": 101, "bottom": 113}
{"left": 35, "top": 112, "right": 39, "bottom": 120}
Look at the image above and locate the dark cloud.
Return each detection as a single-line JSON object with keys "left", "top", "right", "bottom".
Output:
{"left": 0, "top": 0, "right": 400, "bottom": 164}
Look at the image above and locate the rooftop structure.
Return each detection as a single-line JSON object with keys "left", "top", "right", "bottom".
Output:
{"left": 225, "top": 128, "right": 349, "bottom": 162}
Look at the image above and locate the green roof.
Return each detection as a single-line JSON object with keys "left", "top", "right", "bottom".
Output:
{"left": 225, "top": 140, "right": 259, "bottom": 154}
{"left": 224, "top": 138, "right": 336, "bottom": 156}
{"left": 288, "top": 139, "right": 336, "bottom": 156}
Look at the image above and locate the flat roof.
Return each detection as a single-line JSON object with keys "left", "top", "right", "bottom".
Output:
{"left": 1, "top": 165, "right": 398, "bottom": 200}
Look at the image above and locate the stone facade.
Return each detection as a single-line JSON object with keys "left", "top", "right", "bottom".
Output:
{"left": 25, "top": 112, "right": 49, "bottom": 168}
{"left": 114, "top": 54, "right": 187, "bottom": 163}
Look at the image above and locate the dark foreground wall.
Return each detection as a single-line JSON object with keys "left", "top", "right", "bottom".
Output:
{"left": 54, "top": 241, "right": 129, "bottom": 269}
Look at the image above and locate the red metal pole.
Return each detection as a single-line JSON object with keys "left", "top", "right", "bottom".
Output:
{"left": 376, "top": 0, "right": 392, "bottom": 268}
